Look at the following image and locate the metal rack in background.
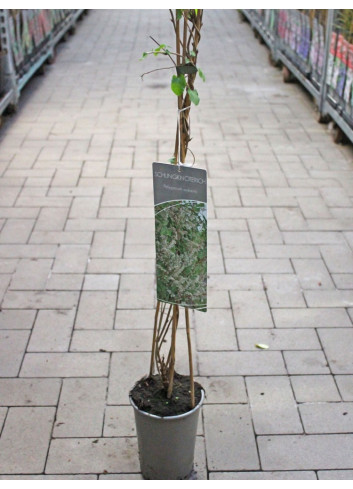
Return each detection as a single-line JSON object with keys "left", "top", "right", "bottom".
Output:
{"left": 241, "top": 9, "right": 353, "bottom": 145}
{"left": 0, "top": 9, "right": 86, "bottom": 119}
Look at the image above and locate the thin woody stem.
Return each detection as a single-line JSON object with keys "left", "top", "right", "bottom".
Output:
{"left": 141, "top": 66, "right": 174, "bottom": 80}
{"left": 167, "top": 304, "right": 179, "bottom": 398}
{"left": 157, "top": 313, "right": 173, "bottom": 351}
{"left": 185, "top": 307, "right": 195, "bottom": 408}
{"left": 149, "top": 36, "right": 177, "bottom": 67}
{"left": 149, "top": 300, "right": 160, "bottom": 376}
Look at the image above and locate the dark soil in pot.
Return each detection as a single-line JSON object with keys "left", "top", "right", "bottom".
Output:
{"left": 130, "top": 372, "right": 203, "bottom": 417}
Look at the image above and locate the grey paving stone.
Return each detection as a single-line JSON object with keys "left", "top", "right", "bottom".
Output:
{"left": 0, "top": 475, "right": 97, "bottom": 480}
{"left": 207, "top": 243, "right": 225, "bottom": 273}
{"left": 255, "top": 244, "right": 320, "bottom": 258}
{"left": 258, "top": 434, "right": 353, "bottom": 470}
{"left": 90, "top": 231, "right": 124, "bottom": 258}
{"left": 0, "top": 407, "right": 7, "bottom": 432}
{"left": 46, "top": 273, "right": 84, "bottom": 291}
{"left": 209, "top": 471, "right": 317, "bottom": 480}
{"left": 2, "top": 291, "right": 79, "bottom": 310}
{"left": 46, "top": 438, "right": 139, "bottom": 474}
{"left": 320, "top": 245, "right": 353, "bottom": 273}
{"left": 204, "top": 404, "right": 259, "bottom": 471}
{"left": 299, "top": 402, "right": 353, "bottom": 434}
{"left": 248, "top": 219, "right": 283, "bottom": 244}
{"left": 298, "top": 196, "right": 331, "bottom": 219}
{"left": 230, "top": 290, "right": 273, "bottom": 328}
{"left": 272, "top": 307, "right": 352, "bottom": 328}
{"left": 0, "top": 259, "right": 18, "bottom": 274}
{"left": 0, "top": 378, "right": 61, "bottom": 406}
{"left": 35, "top": 207, "right": 69, "bottom": 232}
{"left": 196, "top": 376, "right": 247, "bottom": 404}
{"left": 9, "top": 258, "right": 53, "bottom": 290}
{"left": 69, "top": 197, "right": 100, "bottom": 218}
{"left": 70, "top": 329, "right": 152, "bottom": 352}
{"left": 273, "top": 207, "right": 309, "bottom": 231}
{"left": 238, "top": 328, "right": 320, "bottom": 351}
{"left": 283, "top": 231, "right": 345, "bottom": 244}
{"left": 65, "top": 218, "right": 125, "bottom": 231}
{"left": 215, "top": 208, "right": 273, "bottom": 219}
{"left": 30, "top": 231, "right": 93, "bottom": 245}
{"left": 246, "top": 376, "right": 302, "bottom": 434}
{"left": 54, "top": 378, "right": 107, "bottom": 437}
{"left": 114, "top": 309, "right": 155, "bottom": 330}
{"left": 125, "top": 218, "right": 154, "bottom": 244}
{"left": 318, "top": 470, "right": 353, "bottom": 480}
{"left": 108, "top": 352, "right": 150, "bottom": 405}
{"left": 283, "top": 351, "right": 330, "bottom": 375}
{"left": 101, "top": 185, "right": 129, "bottom": 207}
{"left": 332, "top": 274, "right": 353, "bottom": 289}
{"left": 305, "top": 290, "right": 353, "bottom": 308}
{"left": 117, "top": 274, "right": 155, "bottom": 309}
{"left": 75, "top": 291, "right": 117, "bottom": 330}
{"left": 0, "top": 244, "right": 57, "bottom": 259}
{"left": 263, "top": 274, "right": 306, "bottom": 307}
{"left": 208, "top": 273, "right": 262, "bottom": 290}
{"left": 198, "top": 351, "right": 286, "bottom": 376}
{"left": 88, "top": 258, "right": 155, "bottom": 274}
{"left": 0, "top": 309, "right": 36, "bottom": 330}
{"left": 212, "top": 187, "right": 241, "bottom": 206}
{"left": 99, "top": 474, "right": 142, "bottom": 480}
{"left": 291, "top": 375, "right": 341, "bottom": 402}
{"left": 124, "top": 244, "right": 155, "bottom": 259}
{"left": 0, "top": 219, "right": 34, "bottom": 244}
{"left": 28, "top": 309, "right": 75, "bottom": 352}
{"left": 220, "top": 231, "right": 255, "bottom": 258}
{"left": 318, "top": 329, "right": 353, "bottom": 374}
{"left": 20, "top": 352, "right": 109, "bottom": 378}
{"left": 83, "top": 274, "right": 120, "bottom": 290}
{"left": 225, "top": 258, "right": 292, "bottom": 274}
{"left": 335, "top": 376, "right": 353, "bottom": 401}
{"left": 193, "top": 436, "right": 208, "bottom": 480}
{"left": 53, "top": 244, "right": 89, "bottom": 273}
{"left": 103, "top": 405, "right": 136, "bottom": 437}
{"left": 0, "top": 407, "right": 55, "bottom": 474}
{"left": 0, "top": 330, "right": 30, "bottom": 376}
{"left": 293, "top": 258, "right": 335, "bottom": 290}
{"left": 193, "top": 309, "right": 237, "bottom": 351}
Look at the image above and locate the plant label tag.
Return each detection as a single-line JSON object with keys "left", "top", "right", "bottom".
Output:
{"left": 153, "top": 162, "right": 207, "bottom": 312}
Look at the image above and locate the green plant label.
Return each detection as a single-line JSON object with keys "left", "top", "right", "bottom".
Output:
{"left": 153, "top": 162, "right": 207, "bottom": 312}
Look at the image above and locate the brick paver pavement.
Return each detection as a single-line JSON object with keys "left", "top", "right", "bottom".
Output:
{"left": 1, "top": 9, "right": 353, "bottom": 480}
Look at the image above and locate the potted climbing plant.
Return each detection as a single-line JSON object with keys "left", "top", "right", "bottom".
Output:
{"left": 129, "top": 9, "right": 206, "bottom": 480}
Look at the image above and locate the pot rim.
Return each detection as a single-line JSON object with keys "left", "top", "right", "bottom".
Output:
{"left": 129, "top": 388, "right": 205, "bottom": 421}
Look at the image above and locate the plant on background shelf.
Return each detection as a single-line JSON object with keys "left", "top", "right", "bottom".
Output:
{"left": 129, "top": 9, "right": 206, "bottom": 480}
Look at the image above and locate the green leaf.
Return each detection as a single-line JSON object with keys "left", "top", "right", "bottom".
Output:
{"left": 139, "top": 52, "right": 148, "bottom": 60}
{"left": 255, "top": 343, "right": 269, "bottom": 350}
{"left": 190, "top": 50, "right": 196, "bottom": 57}
{"left": 153, "top": 44, "right": 164, "bottom": 56}
{"left": 188, "top": 88, "right": 200, "bottom": 105}
{"left": 176, "top": 9, "right": 183, "bottom": 20}
{"left": 171, "top": 75, "right": 186, "bottom": 96}
{"left": 198, "top": 68, "right": 206, "bottom": 82}
{"left": 168, "top": 157, "right": 176, "bottom": 164}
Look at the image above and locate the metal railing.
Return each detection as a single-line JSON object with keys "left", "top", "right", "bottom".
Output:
{"left": 242, "top": 9, "right": 353, "bottom": 144}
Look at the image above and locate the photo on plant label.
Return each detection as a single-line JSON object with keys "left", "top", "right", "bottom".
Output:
{"left": 155, "top": 198, "right": 207, "bottom": 312}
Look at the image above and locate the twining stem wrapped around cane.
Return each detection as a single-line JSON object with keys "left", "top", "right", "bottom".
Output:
{"left": 142, "top": 9, "right": 204, "bottom": 407}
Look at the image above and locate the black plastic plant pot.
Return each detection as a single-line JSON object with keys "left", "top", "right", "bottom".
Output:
{"left": 176, "top": 63, "right": 198, "bottom": 75}
{"left": 130, "top": 390, "right": 205, "bottom": 480}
